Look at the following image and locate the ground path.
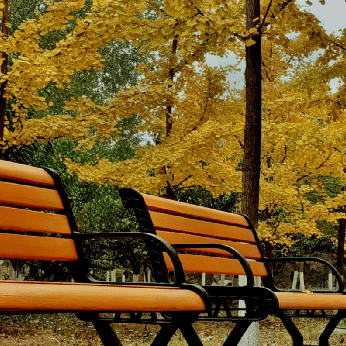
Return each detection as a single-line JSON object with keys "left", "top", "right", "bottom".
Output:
{"left": 0, "top": 315, "right": 345, "bottom": 345}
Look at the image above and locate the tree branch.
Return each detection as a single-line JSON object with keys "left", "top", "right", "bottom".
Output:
{"left": 259, "top": 0, "right": 273, "bottom": 31}
{"left": 192, "top": 7, "right": 205, "bottom": 19}
{"left": 281, "top": 145, "right": 287, "bottom": 164}
{"left": 262, "top": 61, "right": 272, "bottom": 82}
{"left": 295, "top": 151, "right": 334, "bottom": 183}
{"left": 234, "top": 135, "right": 244, "bottom": 149}
{"left": 173, "top": 174, "right": 193, "bottom": 190}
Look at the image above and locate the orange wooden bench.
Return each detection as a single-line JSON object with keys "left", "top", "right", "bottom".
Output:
{"left": 0, "top": 159, "right": 212, "bottom": 346}
{"left": 120, "top": 188, "right": 346, "bottom": 346}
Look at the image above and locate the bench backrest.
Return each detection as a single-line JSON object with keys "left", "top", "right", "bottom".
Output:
{"left": 119, "top": 188, "right": 270, "bottom": 281}
{"left": 0, "top": 160, "right": 79, "bottom": 263}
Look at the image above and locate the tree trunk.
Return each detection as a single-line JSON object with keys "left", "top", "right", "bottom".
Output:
{"left": 165, "top": 180, "right": 175, "bottom": 200}
{"left": 0, "top": 0, "right": 8, "bottom": 134}
{"left": 264, "top": 240, "right": 273, "bottom": 271}
{"left": 0, "top": 0, "right": 9, "bottom": 159}
{"left": 337, "top": 218, "right": 346, "bottom": 279}
{"left": 264, "top": 209, "right": 273, "bottom": 271}
{"left": 241, "top": 0, "right": 262, "bottom": 229}
{"left": 166, "top": 37, "right": 178, "bottom": 138}
{"left": 239, "top": 1, "right": 261, "bottom": 345}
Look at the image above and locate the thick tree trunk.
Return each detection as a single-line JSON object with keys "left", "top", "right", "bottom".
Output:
{"left": 239, "top": 1, "right": 261, "bottom": 345}
{"left": 241, "top": 0, "right": 262, "bottom": 229}
{"left": 0, "top": 0, "right": 9, "bottom": 158}
{"left": 263, "top": 241, "right": 272, "bottom": 258}
{"left": 165, "top": 180, "right": 175, "bottom": 200}
{"left": 337, "top": 218, "right": 346, "bottom": 279}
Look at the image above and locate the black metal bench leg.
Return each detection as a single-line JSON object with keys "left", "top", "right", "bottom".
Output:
{"left": 93, "top": 321, "right": 123, "bottom": 346}
{"left": 280, "top": 317, "right": 304, "bottom": 346}
{"left": 179, "top": 323, "right": 204, "bottom": 346}
{"left": 150, "top": 324, "right": 179, "bottom": 346}
{"left": 223, "top": 321, "right": 252, "bottom": 346}
{"left": 319, "top": 315, "right": 343, "bottom": 346}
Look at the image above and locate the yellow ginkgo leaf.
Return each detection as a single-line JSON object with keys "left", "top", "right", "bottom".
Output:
{"left": 246, "top": 39, "right": 256, "bottom": 46}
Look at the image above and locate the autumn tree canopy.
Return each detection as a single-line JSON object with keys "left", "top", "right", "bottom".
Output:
{"left": 1, "top": 0, "right": 346, "bottom": 250}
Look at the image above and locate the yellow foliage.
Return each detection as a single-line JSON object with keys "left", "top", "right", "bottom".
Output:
{"left": 2, "top": 0, "right": 346, "bottom": 249}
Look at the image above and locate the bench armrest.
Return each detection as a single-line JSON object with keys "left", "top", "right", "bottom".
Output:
{"left": 74, "top": 232, "right": 186, "bottom": 285}
{"left": 265, "top": 256, "right": 344, "bottom": 292}
{"left": 172, "top": 243, "right": 255, "bottom": 288}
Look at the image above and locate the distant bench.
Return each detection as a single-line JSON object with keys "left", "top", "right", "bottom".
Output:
{"left": 0, "top": 159, "right": 213, "bottom": 346}
{"left": 120, "top": 188, "right": 346, "bottom": 346}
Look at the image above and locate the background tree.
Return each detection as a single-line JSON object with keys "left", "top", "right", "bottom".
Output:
{"left": 64, "top": 0, "right": 248, "bottom": 197}
{"left": 2, "top": 0, "right": 346, "bottom": 281}
{"left": 242, "top": 0, "right": 261, "bottom": 230}
{"left": 0, "top": 0, "right": 148, "bottom": 151}
{"left": 1, "top": 0, "right": 148, "bottom": 280}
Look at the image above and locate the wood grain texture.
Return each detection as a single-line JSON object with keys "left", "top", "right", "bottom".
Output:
{"left": 0, "top": 181, "right": 64, "bottom": 211}
{"left": 164, "top": 253, "right": 268, "bottom": 277}
{"left": 0, "top": 281, "right": 206, "bottom": 312}
{"left": 157, "top": 230, "right": 261, "bottom": 259}
{"left": 0, "top": 206, "right": 71, "bottom": 234}
{"left": 143, "top": 193, "right": 249, "bottom": 227}
{"left": 0, "top": 160, "right": 55, "bottom": 187}
{"left": 275, "top": 292, "right": 346, "bottom": 310}
{"left": 0, "top": 233, "right": 78, "bottom": 261}
{"left": 150, "top": 211, "right": 256, "bottom": 243}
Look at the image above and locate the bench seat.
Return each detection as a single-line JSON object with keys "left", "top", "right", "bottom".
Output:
{"left": 0, "top": 281, "right": 206, "bottom": 312}
{"left": 275, "top": 292, "right": 346, "bottom": 310}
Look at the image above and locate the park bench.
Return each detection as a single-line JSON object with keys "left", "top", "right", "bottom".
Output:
{"left": 120, "top": 188, "right": 346, "bottom": 346}
{"left": 0, "top": 159, "right": 215, "bottom": 346}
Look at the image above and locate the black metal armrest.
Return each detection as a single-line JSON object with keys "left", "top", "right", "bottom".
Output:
{"left": 74, "top": 232, "right": 186, "bottom": 285}
{"left": 265, "top": 256, "right": 344, "bottom": 292}
{"left": 172, "top": 243, "right": 255, "bottom": 288}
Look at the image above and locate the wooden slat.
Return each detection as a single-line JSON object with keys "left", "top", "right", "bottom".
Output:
{"left": 0, "top": 206, "right": 71, "bottom": 235}
{"left": 275, "top": 292, "right": 346, "bottom": 310}
{"left": 0, "top": 160, "right": 55, "bottom": 187}
{"left": 143, "top": 194, "right": 249, "bottom": 227}
{"left": 150, "top": 211, "right": 256, "bottom": 243}
{"left": 157, "top": 231, "right": 262, "bottom": 260}
{"left": 0, "top": 281, "right": 206, "bottom": 312}
{"left": 0, "top": 181, "right": 64, "bottom": 211}
{"left": 164, "top": 253, "right": 268, "bottom": 277}
{"left": 0, "top": 233, "right": 78, "bottom": 261}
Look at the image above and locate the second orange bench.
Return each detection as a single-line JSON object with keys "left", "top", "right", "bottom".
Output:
{"left": 120, "top": 187, "right": 346, "bottom": 346}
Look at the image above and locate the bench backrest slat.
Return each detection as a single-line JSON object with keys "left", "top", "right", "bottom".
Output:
{"left": 0, "top": 233, "right": 78, "bottom": 261}
{"left": 0, "top": 160, "right": 55, "bottom": 187}
{"left": 150, "top": 211, "right": 256, "bottom": 243}
{"left": 143, "top": 194, "right": 249, "bottom": 227}
{"left": 0, "top": 206, "right": 71, "bottom": 235}
{"left": 0, "top": 160, "right": 81, "bottom": 265}
{"left": 0, "top": 181, "right": 64, "bottom": 211}
{"left": 156, "top": 230, "right": 262, "bottom": 260}
{"left": 164, "top": 253, "right": 268, "bottom": 277}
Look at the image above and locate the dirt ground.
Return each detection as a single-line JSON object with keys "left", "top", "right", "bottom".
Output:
{"left": 0, "top": 315, "right": 346, "bottom": 345}
{"left": 0, "top": 335, "right": 59, "bottom": 346}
